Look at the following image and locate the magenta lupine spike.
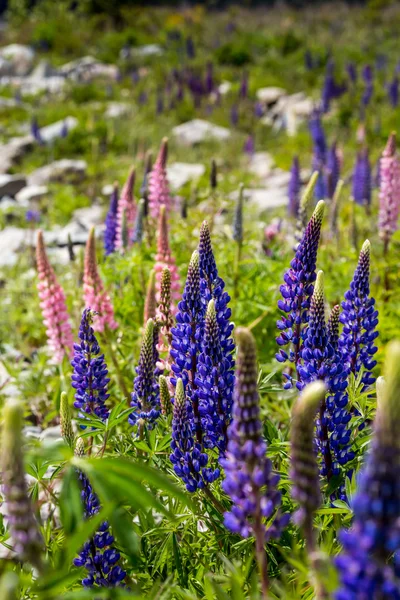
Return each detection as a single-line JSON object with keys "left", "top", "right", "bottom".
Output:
{"left": 36, "top": 230, "right": 74, "bottom": 363}
{"left": 148, "top": 138, "right": 172, "bottom": 219}
{"left": 378, "top": 132, "right": 400, "bottom": 253}
{"left": 154, "top": 205, "right": 180, "bottom": 311}
{"left": 115, "top": 167, "right": 136, "bottom": 251}
{"left": 83, "top": 229, "right": 118, "bottom": 333}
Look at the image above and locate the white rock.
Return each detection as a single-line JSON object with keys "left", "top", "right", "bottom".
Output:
{"left": 218, "top": 81, "right": 232, "bottom": 95}
{"left": 28, "top": 159, "right": 87, "bottom": 185}
{"left": 0, "top": 197, "right": 18, "bottom": 211}
{"left": 106, "top": 102, "right": 130, "bottom": 118}
{"left": 73, "top": 205, "right": 103, "bottom": 228}
{"left": 256, "top": 87, "right": 286, "bottom": 105}
{"left": 267, "top": 169, "right": 291, "bottom": 189}
{"left": 59, "top": 55, "right": 97, "bottom": 78}
{"left": 40, "top": 425, "right": 62, "bottom": 441}
{"left": 51, "top": 221, "right": 89, "bottom": 246}
{"left": 129, "top": 44, "right": 163, "bottom": 58}
{"left": 15, "top": 185, "right": 48, "bottom": 204}
{"left": 0, "top": 173, "right": 26, "bottom": 197}
{"left": 102, "top": 184, "right": 114, "bottom": 196}
{"left": 249, "top": 152, "right": 274, "bottom": 179}
{"left": 167, "top": 162, "right": 205, "bottom": 189}
{"left": 231, "top": 187, "right": 287, "bottom": 212}
{"left": 0, "top": 227, "right": 26, "bottom": 266}
{"left": 24, "top": 425, "right": 42, "bottom": 439}
{"left": 0, "top": 44, "right": 35, "bottom": 75}
{"left": 0, "top": 57, "right": 12, "bottom": 76}
{"left": 0, "top": 134, "right": 34, "bottom": 173}
{"left": 172, "top": 119, "right": 231, "bottom": 146}
{"left": 39, "top": 116, "right": 78, "bottom": 144}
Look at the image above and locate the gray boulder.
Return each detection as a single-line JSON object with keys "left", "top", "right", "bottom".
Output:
{"left": 28, "top": 159, "right": 87, "bottom": 185}
{"left": 0, "top": 174, "right": 27, "bottom": 197}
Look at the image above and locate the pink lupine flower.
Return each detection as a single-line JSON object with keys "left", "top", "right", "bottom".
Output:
{"left": 154, "top": 205, "right": 180, "bottom": 312}
{"left": 115, "top": 167, "right": 136, "bottom": 251}
{"left": 378, "top": 132, "right": 400, "bottom": 253}
{"left": 83, "top": 228, "right": 118, "bottom": 332}
{"left": 148, "top": 138, "right": 172, "bottom": 219}
{"left": 36, "top": 230, "right": 73, "bottom": 363}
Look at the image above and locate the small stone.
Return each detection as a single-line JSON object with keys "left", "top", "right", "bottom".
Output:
{"left": 167, "top": 162, "right": 205, "bottom": 189}
{"left": 0, "top": 173, "right": 26, "bottom": 197}
{"left": 256, "top": 87, "right": 286, "bottom": 105}
{"left": 73, "top": 205, "right": 103, "bottom": 228}
{"left": 249, "top": 152, "right": 274, "bottom": 179}
{"left": 129, "top": 44, "right": 163, "bottom": 58}
{"left": 0, "top": 44, "right": 35, "bottom": 75}
{"left": 39, "top": 116, "right": 78, "bottom": 144}
{"left": 15, "top": 185, "right": 48, "bottom": 204}
{"left": 172, "top": 119, "right": 231, "bottom": 146}
{"left": 105, "top": 102, "right": 130, "bottom": 118}
{"left": 28, "top": 159, "right": 87, "bottom": 185}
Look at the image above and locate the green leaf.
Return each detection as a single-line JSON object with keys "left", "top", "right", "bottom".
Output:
{"left": 109, "top": 507, "right": 141, "bottom": 567}
{"left": 172, "top": 533, "right": 186, "bottom": 587}
{"left": 59, "top": 465, "right": 83, "bottom": 536}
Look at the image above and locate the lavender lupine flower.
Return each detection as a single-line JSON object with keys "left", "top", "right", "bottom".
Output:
{"left": 132, "top": 199, "right": 145, "bottom": 244}
{"left": 276, "top": 200, "right": 325, "bottom": 376}
{"left": 104, "top": 183, "right": 119, "bottom": 256}
{"left": 326, "top": 142, "right": 341, "bottom": 200}
{"left": 336, "top": 342, "right": 400, "bottom": 599}
{"left": 361, "top": 65, "right": 373, "bottom": 107}
{"left": 321, "top": 61, "right": 336, "bottom": 113}
{"left": 170, "top": 378, "right": 219, "bottom": 492}
{"left": 243, "top": 134, "right": 255, "bottom": 155}
{"left": 2, "top": 400, "right": 43, "bottom": 570}
{"left": 71, "top": 309, "right": 110, "bottom": 422}
{"left": 352, "top": 149, "right": 372, "bottom": 206}
{"left": 221, "top": 328, "right": 289, "bottom": 540}
{"left": 129, "top": 319, "right": 161, "bottom": 429}
{"left": 379, "top": 132, "right": 400, "bottom": 252}
{"left": 288, "top": 156, "right": 301, "bottom": 218}
{"left": 387, "top": 75, "right": 399, "bottom": 108}
{"left": 309, "top": 110, "right": 327, "bottom": 159}
{"left": 31, "top": 117, "right": 42, "bottom": 144}
{"left": 170, "top": 251, "right": 204, "bottom": 444}
{"left": 346, "top": 62, "right": 357, "bottom": 84}
{"left": 254, "top": 101, "right": 264, "bottom": 118}
{"left": 196, "top": 299, "right": 235, "bottom": 455}
{"left": 239, "top": 72, "right": 248, "bottom": 99}
{"left": 230, "top": 104, "right": 239, "bottom": 127}
{"left": 232, "top": 184, "right": 244, "bottom": 244}
{"left": 339, "top": 240, "right": 379, "bottom": 390}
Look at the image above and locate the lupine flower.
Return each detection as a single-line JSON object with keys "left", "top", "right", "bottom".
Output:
{"left": 159, "top": 375, "right": 172, "bottom": 416}
{"left": 71, "top": 309, "right": 110, "bottom": 422}
{"left": 83, "top": 229, "right": 118, "bottom": 333}
{"left": 378, "top": 132, "right": 400, "bottom": 252}
{"left": 144, "top": 271, "right": 157, "bottom": 325}
{"left": 243, "top": 134, "right": 255, "bottom": 155}
{"left": 276, "top": 201, "right": 325, "bottom": 375}
{"left": 221, "top": 328, "right": 289, "bottom": 539}
{"left": 36, "top": 230, "right": 74, "bottom": 363}
{"left": 60, "top": 391, "right": 75, "bottom": 449}
{"left": 336, "top": 342, "right": 400, "bottom": 599}
{"left": 321, "top": 61, "right": 336, "bottom": 113}
{"left": 230, "top": 104, "right": 239, "bottom": 127}
{"left": 326, "top": 142, "right": 341, "bottom": 200}
{"left": 148, "top": 138, "right": 172, "bottom": 219}
{"left": 327, "top": 304, "right": 340, "bottom": 351}
{"left": 140, "top": 151, "right": 153, "bottom": 202}
{"left": 115, "top": 168, "right": 136, "bottom": 251}
{"left": 156, "top": 267, "right": 174, "bottom": 355}
{"left": 170, "top": 250, "right": 204, "bottom": 444}
{"left": 352, "top": 149, "right": 372, "bottom": 206}
{"left": 74, "top": 442, "right": 126, "bottom": 587}
{"left": 132, "top": 199, "right": 145, "bottom": 244}
{"left": 31, "top": 116, "right": 42, "bottom": 144}
{"left": 205, "top": 61, "right": 214, "bottom": 94}
{"left": 1, "top": 400, "right": 43, "bottom": 570}
{"left": 254, "top": 101, "right": 264, "bottom": 118}
{"left": 186, "top": 36, "right": 195, "bottom": 59}
{"left": 154, "top": 205, "right": 180, "bottom": 309}
{"left": 361, "top": 65, "right": 373, "bottom": 107}
{"left": 239, "top": 72, "right": 248, "bottom": 99}
{"left": 233, "top": 184, "right": 244, "bottom": 243}
{"left": 387, "top": 75, "right": 399, "bottom": 108}
{"left": 339, "top": 240, "right": 379, "bottom": 390}
{"left": 210, "top": 159, "right": 217, "bottom": 190}
{"left": 290, "top": 381, "right": 325, "bottom": 536}
{"left": 196, "top": 299, "right": 235, "bottom": 455}
{"left": 129, "top": 319, "right": 161, "bottom": 429}
{"left": 170, "top": 378, "right": 219, "bottom": 492}
{"left": 346, "top": 62, "right": 357, "bottom": 84}
{"left": 309, "top": 110, "right": 327, "bottom": 159}
{"left": 288, "top": 156, "right": 301, "bottom": 218}
{"left": 104, "top": 182, "right": 119, "bottom": 256}
{"left": 26, "top": 209, "right": 41, "bottom": 223}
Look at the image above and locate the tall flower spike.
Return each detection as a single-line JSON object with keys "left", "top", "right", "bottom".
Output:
{"left": 277, "top": 200, "right": 325, "bottom": 376}
{"left": 290, "top": 381, "right": 325, "bottom": 539}
{"left": 352, "top": 149, "right": 372, "bottom": 206}
{"left": 148, "top": 137, "right": 172, "bottom": 219}
{"left": 129, "top": 318, "right": 161, "bottom": 429}
{"left": 221, "top": 328, "right": 289, "bottom": 541}
{"left": 140, "top": 150, "right": 153, "bottom": 201}
{"left": 327, "top": 304, "right": 340, "bottom": 351}
{"left": 115, "top": 167, "right": 136, "bottom": 251}
{"left": 326, "top": 142, "right": 341, "bottom": 200}
{"left": 295, "top": 171, "right": 319, "bottom": 240}
{"left": 36, "top": 230, "right": 74, "bottom": 363}
{"left": 104, "top": 182, "right": 119, "bottom": 256}
{"left": 71, "top": 309, "right": 110, "bottom": 422}
{"left": 339, "top": 240, "right": 379, "bottom": 390}
{"left": 196, "top": 299, "right": 235, "bottom": 455}
{"left": 60, "top": 391, "right": 75, "bottom": 449}
{"left": 154, "top": 205, "right": 180, "bottom": 309}
{"left": 288, "top": 156, "right": 301, "bottom": 218}
{"left": 378, "top": 132, "right": 400, "bottom": 252}
{"left": 232, "top": 184, "right": 244, "bottom": 244}
{"left": 210, "top": 158, "right": 217, "bottom": 190}
{"left": 83, "top": 228, "right": 118, "bottom": 333}
{"left": 144, "top": 270, "right": 157, "bottom": 325}
{"left": 336, "top": 342, "right": 400, "bottom": 599}
{"left": 132, "top": 198, "right": 145, "bottom": 244}
{"left": 159, "top": 375, "right": 172, "bottom": 416}
{"left": 2, "top": 400, "right": 43, "bottom": 569}
{"left": 170, "top": 250, "right": 204, "bottom": 444}
{"left": 156, "top": 267, "right": 174, "bottom": 354}
{"left": 329, "top": 179, "right": 344, "bottom": 239}
{"left": 170, "top": 378, "right": 219, "bottom": 492}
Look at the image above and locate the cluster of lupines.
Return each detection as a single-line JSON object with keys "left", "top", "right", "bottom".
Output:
{"left": 104, "top": 183, "right": 119, "bottom": 255}
{"left": 339, "top": 240, "right": 379, "bottom": 391}
{"left": 154, "top": 205, "right": 180, "bottom": 310}
{"left": 352, "top": 149, "right": 372, "bottom": 207}
{"left": 71, "top": 309, "right": 110, "bottom": 422}
{"left": 148, "top": 138, "right": 172, "bottom": 219}
{"left": 336, "top": 342, "right": 400, "bottom": 598}
{"left": 83, "top": 229, "right": 118, "bottom": 333}
{"left": 36, "top": 230, "right": 74, "bottom": 363}
{"left": 115, "top": 167, "right": 136, "bottom": 251}
{"left": 378, "top": 132, "right": 400, "bottom": 252}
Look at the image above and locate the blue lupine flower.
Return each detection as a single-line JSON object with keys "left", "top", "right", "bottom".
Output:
{"left": 186, "top": 36, "right": 195, "bottom": 59}
{"left": 170, "top": 378, "right": 219, "bottom": 492}
{"left": 326, "top": 142, "right": 340, "bottom": 199}
{"left": 346, "top": 62, "right": 357, "bottom": 84}
{"left": 336, "top": 342, "right": 400, "bottom": 599}
{"left": 221, "top": 328, "right": 289, "bottom": 539}
{"left": 71, "top": 309, "right": 110, "bottom": 422}
{"left": 129, "top": 318, "right": 161, "bottom": 429}
{"left": 362, "top": 65, "right": 373, "bottom": 107}
{"left": 230, "top": 104, "right": 239, "bottom": 127}
{"left": 309, "top": 110, "right": 327, "bottom": 160}
{"left": 321, "top": 61, "right": 336, "bottom": 113}
{"left": 196, "top": 299, "right": 235, "bottom": 455}
{"left": 276, "top": 201, "right": 325, "bottom": 377}
{"left": 288, "top": 156, "right": 301, "bottom": 218}
{"left": 104, "top": 184, "right": 119, "bottom": 256}
{"left": 170, "top": 250, "right": 205, "bottom": 444}
{"left": 388, "top": 75, "right": 399, "bottom": 108}
{"left": 232, "top": 185, "right": 244, "bottom": 243}
{"left": 352, "top": 149, "right": 372, "bottom": 206}
{"left": 339, "top": 240, "right": 379, "bottom": 391}
{"left": 327, "top": 304, "right": 340, "bottom": 351}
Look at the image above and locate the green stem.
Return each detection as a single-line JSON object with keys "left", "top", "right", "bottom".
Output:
{"left": 102, "top": 328, "right": 130, "bottom": 400}
{"left": 233, "top": 241, "right": 242, "bottom": 300}
{"left": 202, "top": 486, "right": 225, "bottom": 515}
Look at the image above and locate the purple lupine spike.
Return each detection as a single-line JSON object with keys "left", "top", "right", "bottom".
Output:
{"left": 128, "top": 318, "right": 161, "bottom": 429}
{"left": 335, "top": 342, "right": 400, "bottom": 599}
{"left": 321, "top": 60, "right": 336, "bottom": 113}
{"left": 170, "top": 378, "right": 219, "bottom": 492}
{"left": 276, "top": 201, "right": 325, "bottom": 377}
{"left": 196, "top": 299, "right": 235, "bottom": 455}
{"left": 186, "top": 36, "right": 195, "bottom": 59}
{"left": 309, "top": 110, "right": 327, "bottom": 159}
{"left": 352, "top": 149, "right": 372, "bottom": 206}
{"left": 71, "top": 309, "right": 110, "bottom": 422}
{"left": 326, "top": 142, "right": 341, "bottom": 199}
{"left": 254, "top": 101, "right": 264, "bottom": 118}
{"left": 387, "top": 75, "right": 399, "bottom": 108}
{"left": 205, "top": 61, "right": 214, "bottom": 94}
{"left": 104, "top": 182, "right": 119, "bottom": 256}
{"left": 339, "top": 240, "right": 379, "bottom": 390}
{"left": 243, "top": 134, "right": 255, "bottom": 155}
{"left": 31, "top": 116, "right": 43, "bottom": 144}
{"left": 230, "top": 104, "right": 239, "bottom": 127}
{"left": 379, "top": 132, "right": 400, "bottom": 253}
{"left": 170, "top": 251, "right": 205, "bottom": 445}
{"left": 361, "top": 64, "right": 373, "bottom": 107}
{"left": 156, "top": 92, "right": 164, "bottom": 114}
{"left": 288, "top": 156, "right": 301, "bottom": 218}
{"left": 375, "top": 53, "right": 387, "bottom": 72}
{"left": 239, "top": 72, "right": 248, "bottom": 99}
{"left": 346, "top": 62, "right": 357, "bottom": 84}
{"left": 221, "top": 328, "right": 289, "bottom": 541}
{"left": 327, "top": 304, "right": 340, "bottom": 352}
{"left": 312, "top": 152, "right": 326, "bottom": 201}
